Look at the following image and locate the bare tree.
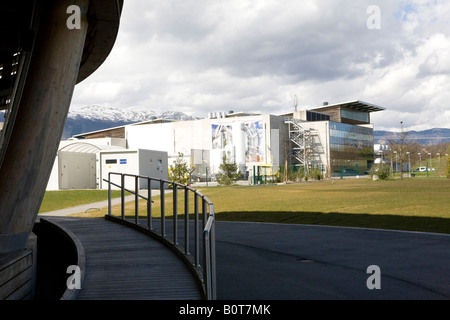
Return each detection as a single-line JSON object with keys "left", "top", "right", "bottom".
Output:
{"left": 388, "top": 122, "right": 409, "bottom": 180}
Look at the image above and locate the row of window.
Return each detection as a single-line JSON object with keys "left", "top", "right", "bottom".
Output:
{"left": 340, "top": 108, "right": 370, "bottom": 123}
{"left": 329, "top": 122, "right": 374, "bottom": 142}
{"left": 329, "top": 122, "right": 374, "bottom": 172}
{"left": 306, "top": 111, "right": 330, "bottom": 122}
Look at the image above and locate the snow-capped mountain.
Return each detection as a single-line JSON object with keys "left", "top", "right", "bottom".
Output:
{"left": 68, "top": 105, "right": 199, "bottom": 122}
{"left": 63, "top": 105, "right": 202, "bottom": 139}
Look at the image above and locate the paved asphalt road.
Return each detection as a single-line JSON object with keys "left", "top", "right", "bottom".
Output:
{"left": 214, "top": 222, "right": 450, "bottom": 300}
{"left": 40, "top": 200, "right": 449, "bottom": 300}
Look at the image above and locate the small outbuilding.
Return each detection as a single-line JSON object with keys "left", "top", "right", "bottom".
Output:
{"left": 46, "top": 141, "right": 168, "bottom": 191}
{"left": 99, "top": 148, "right": 168, "bottom": 190}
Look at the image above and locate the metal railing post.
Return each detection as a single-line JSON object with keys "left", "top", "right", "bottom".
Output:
{"left": 184, "top": 187, "right": 189, "bottom": 255}
{"left": 147, "top": 178, "right": 152, "bottom": 230}
{"left": 211, "top": 222, "right": 217, "bottom": 300}
{"left": 173, "top": 183, "right": 178, "bottom": 246}
{"left": 203, "top": 229, "right": 209, "bottom": 299}
{"left": 121, "top": 173, "right": 125, "bottom": 220}
{"left": 210, "top": 205, "right": 216, "bottom": 300}
{"left": 194, "top": 193, "right": 199, "bottom": 267}
{"left": 108, "top": 172, "right": 112, "bottom": 216}
{"left": 135, "top": 175, "right": 139, "bottom": 225}
{"left": 203, "top": 217, "right": 214, "bottom": 300}
{"left": 202, "top": 197, "right": 207, "bottom": 229}
{"left": 160, "top": 180, "right": 165, "bottom": 237}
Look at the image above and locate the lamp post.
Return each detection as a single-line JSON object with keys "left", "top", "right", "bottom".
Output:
{"left": 406, "top": 152, "right": 410, "bottom": 175}
{"left": 418, "top": 153, "right": 421, "bottom": 167}
{"left": 393, "top": 151, "right": 398, "bottom": 175}
{"left": 428, "top": 153, "right": 432, "bottom": 170}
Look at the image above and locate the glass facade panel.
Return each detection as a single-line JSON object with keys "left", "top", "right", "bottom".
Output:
{"left": 307, "top": 111, "right": 330, "bottom": 122}
{"left": 341, "top": 108, "right": 369, "bottom": 123}
{"left": 329, "top": 122, "right": 374, "bottom": 174}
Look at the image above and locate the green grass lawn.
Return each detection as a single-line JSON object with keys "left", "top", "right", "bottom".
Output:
{"left": 201, "top": 178, "right": 450, "bottom": 217}
{"left": 39, "top": 189, "right": 123, "bottom": 213}
{"left": 198, "top": 178, "right": 450, "bottom": 234}
{"left": 61, "top": 177, "right": 450, "bottom": 234}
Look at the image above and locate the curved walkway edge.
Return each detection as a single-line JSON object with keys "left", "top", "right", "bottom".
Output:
{"left": 39, "top": 217, "right": 203, "bottom": 300}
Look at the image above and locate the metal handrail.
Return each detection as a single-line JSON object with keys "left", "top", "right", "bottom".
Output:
{"left": 103, "top": 172, "right": 216, "bottom": 300}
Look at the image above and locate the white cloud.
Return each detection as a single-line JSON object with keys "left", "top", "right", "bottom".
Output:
{"left": 71, "top": 0, "right": 450, "bottom": 131}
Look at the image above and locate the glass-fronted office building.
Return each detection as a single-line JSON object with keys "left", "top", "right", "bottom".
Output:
{"left": 311, "top": 100, "right": 384, "bottom": 175}
{"left": 329, "top": 121, "right": 374, "bottom": 174}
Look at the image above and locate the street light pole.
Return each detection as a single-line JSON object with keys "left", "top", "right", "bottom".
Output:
{"left": 406, "top": 152, "right": 410, "bottom": 175}
{"left": 418, "top": 153, "right": 421, "bottom": 167}
{"left": 393, "top": 151, "right": 398, "bottom": 176}
{"left": 429, "top": 153, "right": 432, "bottom": 170}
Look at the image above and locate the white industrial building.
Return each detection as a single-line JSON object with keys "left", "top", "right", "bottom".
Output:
{"left": 126, "top": 113, "right": 288, "bottom": 178}
{"left": 62, "top": 100, "right": 384, "bottom": 186}
{"left": 46, "top": 137, "right": 168, "bottom": 191}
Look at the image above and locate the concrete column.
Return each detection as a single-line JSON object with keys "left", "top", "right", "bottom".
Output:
{"left": 0, "top": 0, "right": 89, "bottom": 254}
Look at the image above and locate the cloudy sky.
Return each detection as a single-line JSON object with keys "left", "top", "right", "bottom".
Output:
{"left": 71, "top": 0, "right": 450, "bottom": 131}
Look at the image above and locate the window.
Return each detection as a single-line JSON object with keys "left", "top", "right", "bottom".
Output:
{"left": 329, "top": 122, "right": 374, "bottom": 173}
{"left": 341, "top": 108, "right": 369, "bottom": 123}
{"left": 306, "top": 111, "right": 330, "bottom": 122}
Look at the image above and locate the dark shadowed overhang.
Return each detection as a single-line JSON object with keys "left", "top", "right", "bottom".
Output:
{"left": 314, "top": 100, "right": 385, "bottom": 113}
{"left": 77, "top": 0, "right": 124, "bottom": 83}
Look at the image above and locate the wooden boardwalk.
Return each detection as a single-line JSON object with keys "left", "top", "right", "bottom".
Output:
{"left": 40, "top": 217, "right": 203, "bottom": 300}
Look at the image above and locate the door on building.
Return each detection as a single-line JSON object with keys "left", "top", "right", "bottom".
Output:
{"left": 58, "top": 151, "right": 97, "bottom": 189}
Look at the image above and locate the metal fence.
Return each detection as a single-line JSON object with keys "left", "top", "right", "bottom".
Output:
{"left": 103, "top": 172, "right": 216, "bottom": 300}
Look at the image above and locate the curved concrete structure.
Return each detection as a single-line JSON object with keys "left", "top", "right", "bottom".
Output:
{"left": 0, "top": 0, "right": 123, "bottom": 256}
{"left": 77, "top": 0, "right": 124, "bottom": 83}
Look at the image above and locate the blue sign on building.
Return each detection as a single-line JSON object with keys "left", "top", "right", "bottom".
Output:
{"left": 120, "top": 159, "right": 127, "bottom": 164}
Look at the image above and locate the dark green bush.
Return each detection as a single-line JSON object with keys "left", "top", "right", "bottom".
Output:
{"left": 369, "top": 164, "right": 391, "bottom": 180}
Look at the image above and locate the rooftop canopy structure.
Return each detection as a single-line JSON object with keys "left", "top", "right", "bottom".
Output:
{"left": 316, "top": 100, "right": 385, "bottom": 113}
{"left": 312, "top": 100, "right": 385, "bottom": 125}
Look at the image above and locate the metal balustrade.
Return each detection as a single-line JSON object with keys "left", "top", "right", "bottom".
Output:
{"left": 103, "top": 172, "right": 216, "bottom": 300}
